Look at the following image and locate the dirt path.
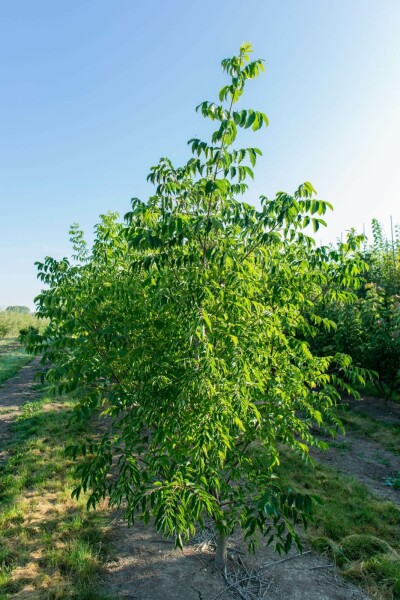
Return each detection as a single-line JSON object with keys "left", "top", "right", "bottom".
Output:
{"left": 0, "top": 358, "right": 40, "bottom": 461}
{"left": 345, "top": 395, "right": 400, "bottom": 425}
{"left": 310, "top": 397, "right": 400, "bottom": 505}
{"left": 311, "top": 432, "right": 400, "bottom": 505}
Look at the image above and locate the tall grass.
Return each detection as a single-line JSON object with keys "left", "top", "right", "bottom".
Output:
{"left": 0, "top": 338, "right": 31, "bottom": 385}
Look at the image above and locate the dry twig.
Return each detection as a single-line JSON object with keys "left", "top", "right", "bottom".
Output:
{"left": 260, "top": 549, "right": 312, "bottom": 570}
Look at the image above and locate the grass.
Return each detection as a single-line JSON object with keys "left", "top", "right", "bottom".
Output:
{"left": 339, "top": 408, "right": 400, "bottom": 455}
{"left": 277, "top": 449, "right": 400, "bottom": 600}
{"left": 0, "top": 338, "right": 31, "bottom": 385}
{"left": 0, "top": 389, "right": 114, "bottom": 599}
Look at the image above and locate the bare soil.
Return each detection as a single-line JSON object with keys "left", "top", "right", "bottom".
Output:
{"left": 309, "top": 396, "right": 400, "bottom": 505}
{"left": 343, "top": 395, "right": 400, "bottom": 425}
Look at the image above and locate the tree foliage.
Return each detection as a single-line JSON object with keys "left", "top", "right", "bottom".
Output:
{"left": 23, "top": 44, "right": 368, "bottom": 565}
{"left": 366, "top": 219, "right": 400, "bottom": 296}
{"left": 5, "top": 306, "right": 31, "bottom": 314}
{"left": 312, "top": 220, "right": 400, "bottom": 401}
{"left": 0, "top": 318, "right": 9, "bottom": 340}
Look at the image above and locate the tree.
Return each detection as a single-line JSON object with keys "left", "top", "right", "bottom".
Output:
{"left": 366, "top": 219, "right": 400, "bottom": 297}
{"left": 23, "top": 44, "right": 367, "bottom": 567}
{"left": 0, "top": 316, "right": 10, "bottom": 339}
{"left": 312, "top": 221, "right": 400, "bottom": 401}
{"left": 5, "top": 306, "right": 31, "bottom": 314}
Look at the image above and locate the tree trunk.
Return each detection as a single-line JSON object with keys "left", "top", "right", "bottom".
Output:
{"left": 214, "top": 532, "right": 228, "bottom": 569}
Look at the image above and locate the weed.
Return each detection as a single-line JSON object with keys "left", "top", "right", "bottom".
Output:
{"left": 375, "top": 454, "right": 391, "bottom": 467}
{"left": 329, "top": 440, "right": 349, "bottom": 452}
{"left": 341, "top": 534, "right": 396, "bottom": 560}
{"left": 384, "top": 472, "right": 400, "bottom": 490}
{"left": 353, "top": 381, "right": 400, "bottom": 405}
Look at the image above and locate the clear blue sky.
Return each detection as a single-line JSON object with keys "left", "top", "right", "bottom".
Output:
{"left": 1, "top": 0, "right": 399, "bottom": 309}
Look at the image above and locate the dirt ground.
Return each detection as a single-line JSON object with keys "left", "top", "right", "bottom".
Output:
{"left": 310, "top": 431, "right": 400, "bottom": 505}
{"left": 308, "top": 396, "right": 400, "bottom": 505}
{"left": 344, "top": 395, "right": 400, "bottom": 425}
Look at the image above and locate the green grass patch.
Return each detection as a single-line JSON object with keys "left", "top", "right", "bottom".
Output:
{"left": 0, "top": 390, "right": 114, "bottom": 599}
{"left": 339, "top": 408, "right": 400, "bottom": 455}
{"left": 277, "top": 449, "right": 400, "bottom": 599}
{"left": 0, "top": 338, "right": 31, "bottom": 385}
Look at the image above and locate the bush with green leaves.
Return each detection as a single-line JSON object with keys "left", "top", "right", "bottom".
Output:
{"left": 366, "top": 219, "right": 400, "bottom": 296}
{"left": 23, "top": 44, "right": 367, "bottom": 567}
{"left": 312, "top": 221, "right": 400, "bottom": 401}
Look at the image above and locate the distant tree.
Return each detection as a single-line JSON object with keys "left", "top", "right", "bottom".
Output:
{"left": 0, "top": 318, "right": 9, "bottom": 339}
{"left": 365, "top": 219, "right": 400, "bottom": 296}
{"left": 5, "top": 306, "right": 31, "bottom": 314}
{"left": 23, "top": 44, "right": 367, "bottom": 568}
{"left": 312, "top": 220, "right": 400, "bottom": 401}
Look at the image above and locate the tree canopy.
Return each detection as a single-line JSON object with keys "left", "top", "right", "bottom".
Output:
{"left": 5, "top": 306, "right": 30, "bottom": 314}
{"left": 23, "top": 43, "right": 368, "bottom": 566}
{"left": 312, "top": 219, "right": 400, "bottom": 401}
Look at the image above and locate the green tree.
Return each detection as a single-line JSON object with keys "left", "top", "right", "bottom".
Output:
{"left": 313, "top": 221, "right": 400, "bottom": 401}
{"left": 0, "top": 316, "right": 10, "bottom": 339}
{"left": 5, "top": 306, "right": 31, "bottom": 314}
{"left": 24, "top": 44, "right": 367, "bottom": 567}
{"left": 366, "top": 219, "right": 400, "bottom": 296}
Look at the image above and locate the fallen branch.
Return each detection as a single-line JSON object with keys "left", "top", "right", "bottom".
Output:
{"left": 260, "top": 550, "right": 312, "bottom": 570}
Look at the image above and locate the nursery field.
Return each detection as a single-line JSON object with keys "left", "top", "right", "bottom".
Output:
{"left": 0, "top": 342, "right": 398, "bottom": 600}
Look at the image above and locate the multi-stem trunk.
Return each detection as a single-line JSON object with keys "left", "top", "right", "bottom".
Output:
{"left": 214, "top": 532, "right": 228, "bottom": 569}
